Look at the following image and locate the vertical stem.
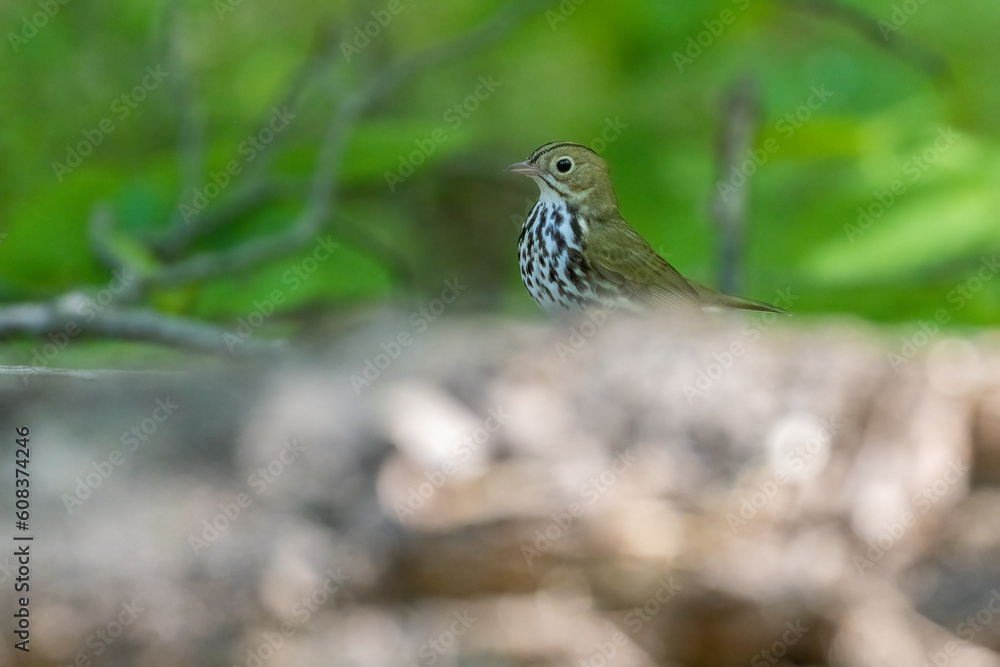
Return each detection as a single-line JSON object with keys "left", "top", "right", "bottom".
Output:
{"left": 712, "top": 76, "right": 759, "bottom": 296}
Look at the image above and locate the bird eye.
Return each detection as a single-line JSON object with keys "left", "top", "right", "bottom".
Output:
{"left": 556, "top": 157, "right": 573, "bottom": 173}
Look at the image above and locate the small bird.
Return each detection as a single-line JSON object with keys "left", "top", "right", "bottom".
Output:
{"left": 508, "top": 142, "right": 782, "bottom": 315}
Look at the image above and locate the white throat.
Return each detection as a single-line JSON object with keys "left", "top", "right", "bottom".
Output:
{"left": 532, "top": 178, "right": 569, "bottom": 206}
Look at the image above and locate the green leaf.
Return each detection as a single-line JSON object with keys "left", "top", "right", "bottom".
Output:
{"left": 804, "top": 184, "right": 1000, "bottom": 285}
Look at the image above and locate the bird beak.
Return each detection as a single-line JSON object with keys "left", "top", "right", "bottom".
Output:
{"left": 506, "top": 160, "right": 539, "bottom": 177}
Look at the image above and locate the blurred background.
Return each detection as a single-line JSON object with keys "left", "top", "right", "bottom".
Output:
{"left": 2, "top": 0, "right": 999, "bottom": 339}
{"left": 2, "top": 0, "right": 1000, "bottom": 665}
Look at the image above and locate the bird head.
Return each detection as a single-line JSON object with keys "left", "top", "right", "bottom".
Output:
{"left": 507, "top": 142, "right": 619, "bottom": 217}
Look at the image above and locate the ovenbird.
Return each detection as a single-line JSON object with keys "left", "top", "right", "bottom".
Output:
{"left": 508, "top": 142, "right": 783, "bottom": 315}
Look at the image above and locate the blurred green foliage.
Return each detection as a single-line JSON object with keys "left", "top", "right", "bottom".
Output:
{"left": 1, "top": 0, "right": 999, "bottom": 345}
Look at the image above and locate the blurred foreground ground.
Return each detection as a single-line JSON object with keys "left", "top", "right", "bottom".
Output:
{"left": 4, "top": 313, "right": 1000, "bottom": 666}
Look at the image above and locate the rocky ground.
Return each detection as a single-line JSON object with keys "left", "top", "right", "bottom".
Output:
{"left": 4, "top": 312, "right": 1000, "bottom": 666}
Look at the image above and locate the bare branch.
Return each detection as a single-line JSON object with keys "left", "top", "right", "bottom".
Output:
{"left": 142, "top": 0, "right": 546, "bottom": 291}
{"left": 0, "top": 366, "right": 189, "bottom": 380}
{"left": 0, "top": 298, "right": 285, "bottom": 357}
{"left": 151, "top": 21, "right": 347, "bottom": 259}
{"left": 152, "top": 180, "right": 283, "bottom": 261}
{"left": 306, "top": 0, "right": 549, "bottom": 228}
{"left": 149, "top": 224, "right": 325, "bottom": 289}
{"left": 783, "top": 0, "right": 950, "bottom": 79}
{"left": 1, "top": 1, "right": 549, "bottom": 359}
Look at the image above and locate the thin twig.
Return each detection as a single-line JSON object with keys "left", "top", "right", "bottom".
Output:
{"left": 162, "top": 0, "right": 207, "bottom": 235}
{"left": 87, "top": 202, "right": 127, "bottom": 273}
{"left": 334, "top": 212, "right": 417, "bottom": 289}
{"left": 153, "top": 180, "right": 281, "bottom": 260}
{"left": 783, "top": 0, "right": 950, "bottom": 79}
{"left": 0, "top": 1, "right": 550, "bottom": 359}
{"left": 350, "top": 0, "right": 546, "bottom": 116}
{"left": 87, "top": 204, "right": 151, "bottom": 304}
{"left": 151, "top": 20, "right": 346, "bottom": 259}
{"left": 142, "top": 0, "right": 546, "bottom": 291}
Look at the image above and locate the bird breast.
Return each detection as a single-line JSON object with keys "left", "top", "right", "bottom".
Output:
{"left": 517, "top": 199, "right": 594, "bottom": 313}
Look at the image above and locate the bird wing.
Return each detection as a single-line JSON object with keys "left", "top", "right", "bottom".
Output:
{"left": 584, "top": 218, "right": 703, "bottom": 312}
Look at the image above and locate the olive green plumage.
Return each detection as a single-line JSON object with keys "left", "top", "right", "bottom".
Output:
{"left": 509, "top": 142, "right": 782, "bottom": 315}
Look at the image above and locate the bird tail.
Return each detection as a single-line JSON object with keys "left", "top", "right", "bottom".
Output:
{"left": 692, "top": 284, "right": 786, "bottom": 314}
